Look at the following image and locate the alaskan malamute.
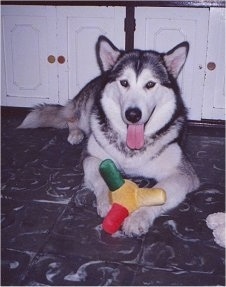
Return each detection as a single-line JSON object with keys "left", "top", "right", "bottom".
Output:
{"left": 19, "top": 36, "right": 200, "bottom": 236}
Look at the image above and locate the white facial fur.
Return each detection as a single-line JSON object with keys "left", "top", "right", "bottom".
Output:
{"left": 116, "top": 68, "right": 158, "bottom": 125}
{"left": 114, "top": 67, "right": 176, "bottom": 133}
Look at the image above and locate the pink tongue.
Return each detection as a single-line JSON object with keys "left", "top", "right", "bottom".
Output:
{"left": 126, "top": 124, "right": 144, "bottom": 150}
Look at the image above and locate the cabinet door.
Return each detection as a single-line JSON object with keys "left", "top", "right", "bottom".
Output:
{"left": 1, "top": 6, "right": 58, "bottom": 107}
{"left": 1, "top": 35, "right": 7, "bottom": 106}
{"left": 57, "top": 7, "right": 125, "bottom": 104}
{"left": 134, "top": 8, "right": 209, "bottom": 120}
{"left": 202, "top": 8, "right": 225, "bottom": 120}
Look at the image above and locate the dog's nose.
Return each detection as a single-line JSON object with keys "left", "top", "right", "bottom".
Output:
{"left": 125, "top": 107, "right": 142, "bottom": 123}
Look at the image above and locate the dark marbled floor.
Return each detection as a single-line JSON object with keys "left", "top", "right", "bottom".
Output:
{"left": 1, "top": 107, "right": 225, "bottom": 286}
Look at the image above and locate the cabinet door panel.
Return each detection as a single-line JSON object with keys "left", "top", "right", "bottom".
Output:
{"left": 202, "top": 8, "right": 225, "bottom": 120}
{"left": 57, "top": 7, "right": 125, "bottom": 104}
{"left": 4, "top": 17, "right": 46, "bottom": 92}
{"left": 1, "top": 35, "right": 7, "bottom": 106}
{"left": 134, "top": 8, "right": 209, "bottom": 120}
{"left": 1, "top": 6, "right": 58, "bottom": 107}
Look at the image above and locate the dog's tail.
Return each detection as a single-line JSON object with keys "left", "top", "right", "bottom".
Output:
{"left": 17, "top": 101, "right": 76, "bottom": 129}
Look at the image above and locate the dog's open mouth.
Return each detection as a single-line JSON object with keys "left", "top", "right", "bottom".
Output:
{"left": 126, "top": 107, "right": 156, "bottom": 150}
{"left": 126, "top": 124, "right": 145, "bottom": 150}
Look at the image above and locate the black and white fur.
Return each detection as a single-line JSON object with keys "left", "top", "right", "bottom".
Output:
{"left": 19, "top": 36, "right": 200, "bottom": 236}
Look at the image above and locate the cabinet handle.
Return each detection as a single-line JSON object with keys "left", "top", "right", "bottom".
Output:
{"left": 207, "top": 62, "right": 216, "bottom": 71}
{"left": 58, "top": 56, "right": 65, "bottom": 64}
{"left": 47, "top": 55, "right": 56, "bottom": 64}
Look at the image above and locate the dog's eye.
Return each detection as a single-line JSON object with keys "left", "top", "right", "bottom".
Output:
{"left": 145, "top": 81, "right": 156, "bottom": 89}
{"left": 120, "top": 80, "right": 129, "bottom": 88}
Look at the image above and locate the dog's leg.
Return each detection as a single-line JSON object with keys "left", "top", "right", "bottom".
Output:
{"left": 122, "top": 172, "right": 199, "bottom": 237}
{"left": 83, "top": 156, "right": 111, "bottom": 217}
{"left": 67, "top": 121, "right": 84, "bottom": 145}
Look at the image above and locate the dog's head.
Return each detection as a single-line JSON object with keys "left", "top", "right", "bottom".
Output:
{"left": 96, "top": 36, "right": 189, "bottom": 149}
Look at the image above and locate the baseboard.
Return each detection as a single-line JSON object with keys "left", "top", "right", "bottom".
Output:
{"left": 1, "top": 106, "right": 225, "bottom": 137}
{"left": 188, "top": 120, "right": 225, "bottom": 137}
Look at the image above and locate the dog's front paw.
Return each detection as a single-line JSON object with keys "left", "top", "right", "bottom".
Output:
{"left": 67, "top": 129, "right": 84, "bottom": 145}
{"left": 97, "top": 202, "right": 111, "bottom": 218}
{"left": 96, "top": 197, "right": 111, "bottom": 218}
{"left": 122, "top": 209, "right": 152, "bottom": 237}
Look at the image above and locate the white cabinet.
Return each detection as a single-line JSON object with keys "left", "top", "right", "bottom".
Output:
{"left": 202, "top": 8, "right": 225, "bottom": 120}
{"left": 1, "top": 6, "right": 58, "bottom": 107}
{"left": 1, "top": 5, "right": 224, "bottom": 121}
{"left": 1, "top": 5, "right": 125, "bottom": 107}
{"left": 134, "top": 7, "right": 225, "bottom": 121}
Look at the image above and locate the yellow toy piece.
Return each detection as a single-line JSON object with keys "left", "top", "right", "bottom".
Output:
{"left": 110, "top": 179, "right": 166, "bottom": 213}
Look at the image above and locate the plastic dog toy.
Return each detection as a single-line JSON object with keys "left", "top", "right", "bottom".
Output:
{"left": 99, "top": 159, "right": 166, "bottom": 234}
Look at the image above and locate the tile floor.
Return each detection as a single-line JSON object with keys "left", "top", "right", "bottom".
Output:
{"left": 1, "top": 107, "right": 225, "bottom": 286}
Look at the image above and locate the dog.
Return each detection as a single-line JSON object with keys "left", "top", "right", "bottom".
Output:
{"left": 18, "top": 35, "right": 200, "bottom": 236}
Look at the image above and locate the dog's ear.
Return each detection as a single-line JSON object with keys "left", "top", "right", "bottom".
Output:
{"left": 163, "top": 42, "right": 189, "bottom": 78}
{"left": 96, "top": 36, "right": 122, "bottom": 72}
